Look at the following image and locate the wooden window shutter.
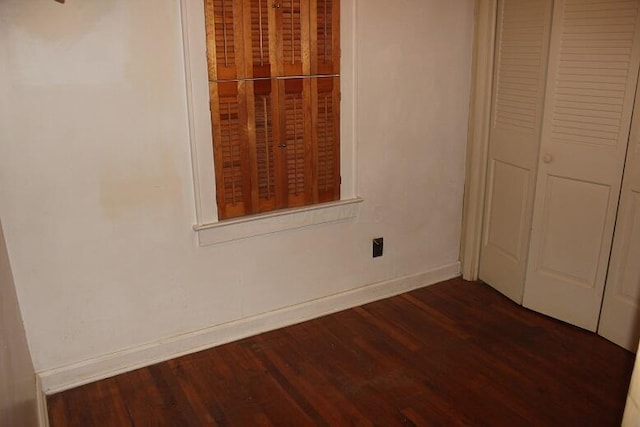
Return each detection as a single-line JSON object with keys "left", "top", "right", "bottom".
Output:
{"left": 246, "top": 0, "right": 273, "bottom": 78}
{"left": 311, "top": 0, "right": 339, "bottom": 75}
{"left": 273, "top": 0, "right": 310, "bottom": 76}
{"left": 205, "top": 0, "right": 247, "bottom": 80}
{"left": 251, "top": 79, "right": 280, "bottom": 212}
{"left": 210, "top": 81, "right": 253, "bottom": 218}
{"left": 205, "top": 0, "right": 340, "bottom": 220}
{"left": 279, "top": 78, "right": 314, "bottom": 207}
{"left": 314, "top": 76, "right": 340, "bottom": 202}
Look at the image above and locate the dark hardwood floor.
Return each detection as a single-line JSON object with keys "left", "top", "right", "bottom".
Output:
{"left": 48, "top": 278, "right": 635, "bottom": 426}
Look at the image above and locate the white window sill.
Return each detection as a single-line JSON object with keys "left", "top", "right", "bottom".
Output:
{"left": 193, "top": 198, "right": 364, "bottom": 246}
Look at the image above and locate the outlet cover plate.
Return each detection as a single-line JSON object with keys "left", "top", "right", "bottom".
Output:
{"left": 373, "top": 237, "right": 383, "bottom": 258}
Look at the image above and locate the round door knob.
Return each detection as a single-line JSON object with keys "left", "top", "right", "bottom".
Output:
{"left": 543, "top": 153, "right": 553, "bottom": 164}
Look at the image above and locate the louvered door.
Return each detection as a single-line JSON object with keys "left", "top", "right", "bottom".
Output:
{"left": 599, "top": 76, "right": 640, "bottom": 351}
{"left": 479, "top": 0, "right": 553, "bottom": 303}
{"left": 522, "top": 0, "right": 640, "bottom": 331}
{"left": 205, "top": 0, "right": 340, "bottom": 220}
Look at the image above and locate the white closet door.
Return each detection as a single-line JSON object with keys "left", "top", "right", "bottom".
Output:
{"left": 598, "top": 76, "right": 640, "bottom": 351}
{"left": 479, "top": 0, "right": 552, "bottom": 302}
{"left": 523, "top": 0, "right": 640, "bottom": 331}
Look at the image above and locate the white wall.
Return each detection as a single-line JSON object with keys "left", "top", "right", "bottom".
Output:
{"left": 0, "top": 0, "right": 474, "bottom": 385}
{"left": 0, "top": 218, "right": 38, "bottom": 426}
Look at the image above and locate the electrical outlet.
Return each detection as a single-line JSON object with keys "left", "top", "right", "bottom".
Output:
{"left": 372, "top": 237, "right": 384, "bottom": 258}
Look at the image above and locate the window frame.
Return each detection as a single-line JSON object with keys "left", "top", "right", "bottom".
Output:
{"left": 180, "top": 0, "right": 359, "bottom": 245}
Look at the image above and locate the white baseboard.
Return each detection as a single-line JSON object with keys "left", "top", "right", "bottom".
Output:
{"left": 38, "top": 262, "right": 460, "bottom": 395}
{"left": 35, "top": 375, "right": 49, "bottom": 427}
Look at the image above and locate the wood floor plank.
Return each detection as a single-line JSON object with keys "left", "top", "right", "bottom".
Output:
{"left": 48, "top": 279, "right": 635, "bottom": 426}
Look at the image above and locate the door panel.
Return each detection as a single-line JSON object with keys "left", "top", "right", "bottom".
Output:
{"left": 485, "top": 160, "right": 530, "bottom": 263}
{"left": 599, "top": 79, "right": 640, "bottom": 351}
{"left": 535, "top": 176, "right": 610, "bottom": 288}
{"left": 479, "top": 0, "right": 553, "bottom": 302}
{"left": 523, "top": 0, "right": 640, "bottom": 331}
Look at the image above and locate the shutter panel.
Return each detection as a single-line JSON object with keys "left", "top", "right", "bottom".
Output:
{"left": 273, "top": 0, "right": 310, "bottom": 76}
{"left": 205, "top": 0, "right": 247, "bottom": 81}
{"left": 246, "top": 0, "right": 273, "bottom": 78}
{"left": 205, "top": 0, "right": 339, "bottom": 219}
{"left": 281, "top": 78, "right": 313, "bottom": 207}
{"left": 314, "top": 77, "right": 340, "bottom": 202}
{"left": 251, "top": 79, "right": 279, "bottom": 212}
{"left": 311, "top": 0, "right": 339, "bottom": 75}
{"left": 211, "top": 82, "right": 253, "bottom": 219}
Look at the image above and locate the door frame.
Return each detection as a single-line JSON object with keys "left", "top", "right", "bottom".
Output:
{"left": 460, "top": 0, "right": 498, "bottom": 281}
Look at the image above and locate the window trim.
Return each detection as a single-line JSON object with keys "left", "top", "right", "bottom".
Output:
{"left": 194, "top": 197, "right": 363, "bottom": 245}
{"left": 180, "top": 0, "right": 358, "bottom": 245}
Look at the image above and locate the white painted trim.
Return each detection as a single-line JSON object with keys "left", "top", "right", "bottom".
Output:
{"left": 38, "top": 262, "right": 461, "bottom": 395}
{"left": 179, "top": 0, "right": 218, "bottom": 224}
{"left": 460, "top": 0, "right": 497, "bottom": 281}
{"left": 195, "top": 198, "right": 363, "bottom": 246}
{"left": 36, "top": 375, "right": 49, "bottom": 427}
{"left": 341, "top": 0, "right": 358, "bottom": 199}
{"left": 179, "top": 0, "right": 359, "bottom": 226}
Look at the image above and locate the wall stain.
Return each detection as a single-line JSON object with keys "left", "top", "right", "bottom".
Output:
{"left": 3, "top": 0, "right": 113, "bottom": 40}
{"left": 99, "top": 149, "right": 183, "bottom": 220}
